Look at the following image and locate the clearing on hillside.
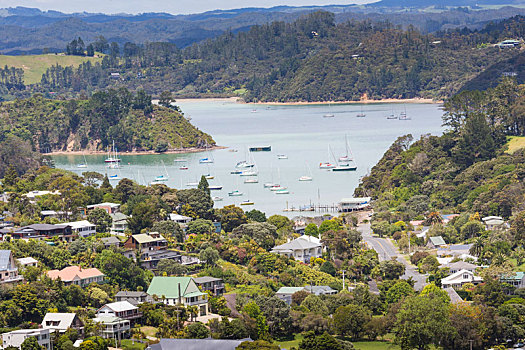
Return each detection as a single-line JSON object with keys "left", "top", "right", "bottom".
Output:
{"left": 506, "top": 136, "right": 525, "bottom": 154}
{"left": 0, "top": 54, "right": 102, "bottom": 84}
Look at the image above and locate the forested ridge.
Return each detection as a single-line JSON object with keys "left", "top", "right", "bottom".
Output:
{"left": 0, "top": 88, "right": 214, "bottom": 153}
{"left": 0, "top": 12, "right": 524, "bottom": 102}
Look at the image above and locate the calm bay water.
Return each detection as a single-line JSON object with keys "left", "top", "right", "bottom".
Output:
{"left": 53, "top": 101, "right": 444, "bottom": 216}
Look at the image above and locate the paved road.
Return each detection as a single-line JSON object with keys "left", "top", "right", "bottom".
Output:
{"left": 358, "top": 223, "right": 427, "bottom": 291}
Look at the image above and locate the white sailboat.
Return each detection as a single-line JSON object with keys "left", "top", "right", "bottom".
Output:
{"left": 332, "top": 140, "right": 357, "bottom": 172}
{"left": 199, "top": 140, "right": 214, "bottom": 164}
{"left": 323, "top": 103, "right": 334, "bottom": 118}
{"left": 153, "top": 160, "right": 169, "bottom": 182}
{"left": 320, "top": 145, "right": 336, "bottom": 169}
{"left": 105, "top": 141, "right": 121, "bottom": 167}
{"left": 77, "top": 154, "right": 88, "bottom": 168}
{"left": 356, "top": 105, "right": 366, "bottom": 118}
{"left": 299, "top": 162, "right": 313, "bottom": 181}
{"left": 399, "top": 105, "right": 411, "bottom": 120}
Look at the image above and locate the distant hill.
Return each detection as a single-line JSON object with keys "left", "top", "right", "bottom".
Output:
{"left": 1, "top": 4, "right": 525, "bottom": 54}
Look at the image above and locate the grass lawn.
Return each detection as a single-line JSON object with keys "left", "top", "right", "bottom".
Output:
{"left": 120, "top": 339, "right": 146, "bottom": 350}
{"left": 352, "top": 341, "right": 399, "bottom": 350}
{"left": 140, "top": 326, "right": 158, "bottom": 338}
{"left": 506, "top": 136, "right": 525, "bottom": 154}
{"left": 0, "top": 54, "right": 102, "bottom": 84}
{"left": 276, "top": 334, "right": 303, "bottom": 349}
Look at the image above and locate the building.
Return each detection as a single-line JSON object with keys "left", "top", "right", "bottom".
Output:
{"left": 147, "top": 338, "right": 252, "bottom": 350}
{"left": 110, "top": 212, "right": 129, "bottom": 236}
{"left": 437, "top": 244, "right": 473, "bottom": 258}
{"left": 93, "top": 316, "right": 130, "bottom": 340}
{"left": 168, "top": 214, "right": 192, "bottom": 225}
{"left": 427, "top": 236, "right": 446, "bottom": 249}
{"left": 441, "top": 269, "right": 483, "bottom": 290}
{"left": 271, "top": 236, "right": 322, "bottom": 263}
{"left": 41, "top": 313, "right": 84, "bottom": 335}
{"left": 13, "top": 223, "right": 74, "bottom": 241}
{"left": 101, "top": 236, "right": 121, "bottom": 249}
{"left": 147, "top": 277, "right": 208, "bottom": 316}
{"left": 87, "top": 202, "right": 120, "bottom": 214}
{"left": 47, "top": 266, "right": 105, "bottom": 287}
{"left": 140, "top": 249, "right": 181, "bottom": 270}
{"left": 17, "top": 257, "right": 38, "bottom": 268}
{"left": 65, "top": 220, "right": 96, "bottom": 238}
{"left": 482, "top": 216, "right": 506, "bottom": 230}
{"left": 2, "top": 328, "right": 51, "bottom": 350}
{"left": 275, "top": 285, "right": 337, "bottom": 305}
{"left": 501, "top": 272, "right": 525, "bottom": 289}
{"left": 445, "top": 261, "right": 477, "bottom": 274}
{"left": 96, "top": 301, "right": 142, "bottom": 323}
{"left": 124, "top": 232, "right": 167, "bottom": 255}
{"left": 193, "top": 276, "right": 225, "bottom": 296}
{"left": 338, "top": 197, "right": 371, "bottom": 212}
{"left": 23, "top": 190, "right": 60, "bottom": 200}
{"left": 0, "top": 250, "right": 23, "bottom": 285}
{"left": 115, "top": 291, "right": 155, "bottom": 305}
{"left": 496, "top": 39, "right": 520, "bottom": 48}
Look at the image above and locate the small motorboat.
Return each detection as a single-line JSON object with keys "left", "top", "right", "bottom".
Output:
{"left": 186, "top": 182, "right": 198, "bottom": 187}
{"left": 240, "top": 200, "right": 254, "bottom": 205}
{"left": 240, "top": 171, "right": 258, "bottom": 176}
{"left": 230, "top": 170, "right": 242, "bottom": 174}
{"left": 323, "top": 114, "right": 334, "bottom": 118}
{"left": 299, "top": 176, "right": 313, "bottom": 181}
{"left": 179, "top": 166, "right": 189, "bottom": 170}
{"left": 199, "top": 158, "right": 213, "bottom": 164}
{"left": 228, "top": 190, "right": 243, "bottom": 196}
{"left": 264, "top": 183, "right": 278, "bottom": 188}
{"left": 270, "top": 186, "right": 287, "bottom": 191}
{"left": 209, "top": 185, "right": 223, "bottom": 191}
{"left": 244, "top": 178, "right": 258, "bottom": 184}
{"left": 204, "top": 174, "right": 214, "bottom": 180}
{"left": 275, "top": 189, "right": 290, "bottom": 194}
{"left": 109, "top": 175, "right": 121, "bottom": 180}
{"left": 154, "top": 175, "right": 168, "bottom": 182}
{"left": 77, "top": 164, "right": 88, "bottom": 168}
{"left": 277, "top": 154, "right": 288, "bottom": 159}
{"left": 236, "top": 161, "right": 255, "bottom": 168}
{"left": 333, "top": 165, "right": 357, "bottom": 172}
{"left": 174, "top": 158, "right": 187, "bottom": 163}
{"left": 212, "top": 196, "right": 223, "bottom": 201}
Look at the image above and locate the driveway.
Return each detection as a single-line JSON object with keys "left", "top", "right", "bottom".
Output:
{"left": 358, "top": 223, "right": 427, "bottom": 291}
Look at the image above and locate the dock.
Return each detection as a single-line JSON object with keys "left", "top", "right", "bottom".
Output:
{"left": 283, "top": 203, "right": 340, "bottom": 213}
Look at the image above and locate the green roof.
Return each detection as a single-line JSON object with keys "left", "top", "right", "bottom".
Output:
{"left": 133, "top": 233, "right": 166, "bottom": 244}
{"left": 185, "top": 291, "right": 207, "bottom": 298}
{"left": 147, "top": 277, "right": 194, "bottom": 299}
{"left": 276, "top": 287, "right": 305, "bottom": 295}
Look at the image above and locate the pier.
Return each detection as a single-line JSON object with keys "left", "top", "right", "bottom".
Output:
{"left": 283, "top": 203, "right": 340, "bottom": 213}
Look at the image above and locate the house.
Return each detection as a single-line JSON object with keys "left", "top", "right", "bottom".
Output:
{"left": 496, "top": 39, "right": 520, "bottom": 48}
{"left": 338, "top": 197, "right": 371, "bottom": 212}
{"left": 40, "top": 210, "right": 70, "bottom": 220}
{"left": 271, "top": 236, "right": 322, "bottom": 263}
{"left": 501, "top": 272, "right": 525, "bottom": 289}
{"left": 438, "top": 244, "right": 473, "bottom": 258}
{"left": 427, "top": 236, "right": 446, "bottom": 249}
{"left": 124, "top": 232, "right": 167, "bottom": 254}
{"left": 47, "top": 266, "right": 105, "bottom": 287}
{"left": 96, "top": 301, "right": 142, "bottom": 323}
{"left": 92, "top": 316, "right": 130, "bottom": 340}
{"left": 64, "top": 220, "right": 96, "bottom": 238}
{"left": 23, "top": 190, "right": 60, "bottom": 200}
{"left": 101, "top": 236, "right": 121, "bottom": 249}
{"left": 140, "top": 249, "right": 181, "bottom": 270}
{"left": 193, "top": 276, "right": 225, "bottom": 296}
{"left": 276, "top": 285, "right": 336, "bottom": 305}
{"left": 168, "top": 214, "right": 192, "bottom": 225}
{"left": 482, "top": 216, "right": 506, "bottom": 230}
{"left": 115, "top": 291, "right": 155, "bottom": 305}
{"left": 441, "top": 269, "right": 483, "bottom": 290}
{"left": 2, "top": 328, "right": 51, "bottom": 350}
{"left": 17, "top": 257, "right": 38, "bottom": 268}
{"left": 147, "top": 338, "right": 252, "bottom": 350}
{"left": 0, "top": 250, "right": 23, "bottom": 285}
{"left": 41, "top": 313, "right": 84, "bottom": 335}
{"left": 147, "top": 277, "right": 208, "bottom": 316}
{"left": 110, "top": 212, "right": 129, "bottom": 235}
{"left": 445, "top": 261, "right": 477, "bottom": 274}
{"left": 13, "top": 223, "right": 74, "bottom": 241}
{"left": 87, "top": 202, "right": 120, "bottom": 214}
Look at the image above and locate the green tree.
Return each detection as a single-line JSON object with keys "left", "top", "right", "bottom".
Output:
{"left": 199, "top": 247, "right": 220, "bottom": 266}
{"left": 177, "top": 188, "right": 214, "bottom": 220}
{"left": 298, "top": 331, "right": 342, "bottom": 350}
{"left": 320, "top": 261, "right": 336, "bottom": 276}
{"left": 232, "top": 223, "right": 278, "bottom": 250}
{"left": 301, "top": 294, "right": 329, "bottom": 316}
{"left": 246, "top": 209, "right": 266, "bottom": 222}
{"left": 88, "top": 208, "right": 113, "bottom": 233}
{"left": 385, "top": 280, "right": 414, "bottom": 305}
{"left": 114, "top": 178, "right": 138, "bottom": 203}
{"left": 267, "top": 215, "right": 292, "bottom": 232}
{"left": 376, "top": 259, "right": 405, "bottom": 280}
{"left": 318, "top": 219, "right": 343, "bottom": 234}
{"left": 184, "top": 322, "right": 210, "bottom": 339}
{"left": 452, "top": 112, "right": 497, "bottom": 168}
{"left": 187, "top": 219, "right": 214, "bottom": 235}
{"left": 3, "top": 165, "right": 18, "bottom": 187}
{"left": 371, "top": 220, "right": 391, "bottom": 238}
{"left": 94, "top": 250, "right": 150, "bottom": 289}
{"left": 156, "top": 259, "right": 187, "bottom": 276}
{"left": 152, "top": 220, "right": 183, "bottom": 243}
{"left": 304, "top": 223, "right": 319, "bottom": 237}
{"left": 243, "top": 301, "right": 269, "bottom": 340}
{"left": 159, "top": 91, "right": 174, "bottom": 108}
{"left": 332, "top": 304, "right": 371, "bottom": 340}
{"left": 236, "top": 340, "right": 279, "bottom": 350}
{"left": 218, "top": 205, "right": 248, "bottom": 232}
{"left": 21, "top": 337, "right": 43, "bottom": 350}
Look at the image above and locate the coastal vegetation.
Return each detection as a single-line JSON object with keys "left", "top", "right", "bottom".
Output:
{"left": 0, "top": 12, "right": 523, "bottom": 102}
{"left": 0, "top": 88, "right": 214, "bottom": 153}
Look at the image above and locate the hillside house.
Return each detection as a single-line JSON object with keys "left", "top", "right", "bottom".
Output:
{"left": 445, "top": 261, "right": 477, "bottom": 274}
{"left": 2, "top": 329, "right": 51, "bottom": 350}
{"left": 124, "top": 232, "right": 167, "bottom": 255}
{"left": 441, "top": 269, "right": 483, "bottom": 289}
{"left": 17, "top": 257, "right": 38, "bottom": 268}
{"left": 147, "top": 277, "right": 208, "bottom": 316}
{"left": 0, "top": 250, "right": 23, "bottom": 285}
{"left": 115, "top": 291, "right": 155, "bottom": 305}
{"left": 92, "top": 316, "right": 130, "bottom": 340}
{"left": 193, "top": 276, "right": 225, "bottom": 296}
{"left": 501, "top": 272, "right": 525, "bottom": 289}
{"left": 13, "top": 223, "right": 74, "bottom": 241}
{"left": 427, "top": 236, "right": 446, "bottom": 249}
{"left": 47, "top": 266, "right": 105, "bottom": 287}
{"left": 97, "top": 301, "right": 142, "bottom": 323}
{"left": 271, "top": 236, "right": 322, "bottom": 263}
{"left": 87, "top": 202, "right": 120, "bottom": 214}
{"left": 64, "top": 220, "right": 96, "bottom": 238}
{"left": 41, "top": 313, "right": 84, "bottom": 335}
{"left": 110, "top": 212, "right": 129, "bottom": 235}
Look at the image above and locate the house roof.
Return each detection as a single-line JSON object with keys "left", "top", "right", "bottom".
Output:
{"left": 132, "top": 233, "right": 166, "bottom": 244}
{"left": 110, "top": 212, "right": 128, "bottom": 221}
{"left": 148, "top": 338, "right": 252, "bottom": 350}
{"left": 193, "top": 276, "right": 222, "bottom": 284}
{"left": 429, "top": 236, "right": 446, "bottom": 246}
{"left": 297, "top": 235, "right": 321, "bottom": 244}
{"left": 169, "top": 214, "right": 192, "bottom": 221}
{"left": 444, "top": 287, "right": 463, "bottom": 304}
{"left": 99, "top": 301, "right": 137, "bottom": 313}
{"left": 101, "top": 236, "right": 121, "bottom": 245}
{"left": 502, "top": 272, "right": 525, "bottom": 281}
{"left": 276, "top": 287, "right": 305, "bottom": 295}
{"left": 147, "top": 276, "right": 204, "bottom": 299}
{"left": 42, "top": 313, "right": 78, "bottom": 330}
{"left": 441, "top": 269, "right": 482, "bottom": 284}
{"left": 339, "top": 197, "right": 371, "bottom": 204}
{"left": 446, "top": 261, "right": 477, "bottom": 270}
{"left": 17, "top": 257, "right": 38, "bottom": 265}
{"left": 484, "top": 219, "right": 504, "bottom": 226}
{"left": 47, "top": 266, "right": 105, "bottom": 282}
{"left": 271, "top": 237, "right": 322, "bottom": 252}
{"left": 304, "top": 285, "right": 336, "bottom": 294}
{"left": 0, "top": 250, "right": 12, "bottom": 271}
{"left": 64, "top": 221, "right": 95, "bottom": 229}
{"left": 23, "top": 223, "right": 70, "bottom": 231}
{"left": 87, "top": 202, "right": 120, "bottom": 209}
{"left": 93, "top": 316, "right": 127, "bottom": 325}
{"left": 115, "top": 291, "right": 148, "bottom": 298}
{"left": 482, "top": 216, "right": 503, "bottom": 222}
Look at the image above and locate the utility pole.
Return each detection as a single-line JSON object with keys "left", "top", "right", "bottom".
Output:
{"left": 342, "top": 269, "right": 346, "bottom": 291}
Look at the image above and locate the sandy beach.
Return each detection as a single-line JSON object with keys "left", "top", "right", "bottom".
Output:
{"left": 174, "top": 96, "right": 441, "bottom": 105}
{"left": 45, "top": 145, "right": 226, "bottom": 156}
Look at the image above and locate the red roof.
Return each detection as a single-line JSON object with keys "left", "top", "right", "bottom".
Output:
{"left": 47, "top": 266, "right": 104, "bottom": 282}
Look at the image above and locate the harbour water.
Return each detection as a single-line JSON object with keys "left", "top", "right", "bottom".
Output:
{"left": 53, "top": 100, "right": 445, "bottom": 216}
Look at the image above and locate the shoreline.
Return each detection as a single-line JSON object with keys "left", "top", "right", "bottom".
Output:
{"left": 45, "top": 145, "right": 226, "bottom": 156}
{"left": 174, "top": 96, "right": 442, "bottom": 105}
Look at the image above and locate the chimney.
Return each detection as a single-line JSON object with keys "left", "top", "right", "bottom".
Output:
{"left": 178, "top": 283, "right": 182, "bottom": 305}
{"left": 78, "top": 265, "right": 82, "bottom": 272}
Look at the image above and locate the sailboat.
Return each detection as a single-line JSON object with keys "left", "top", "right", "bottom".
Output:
{"left": 244, "top": 177, "right": 258, "bottom": 184}
{"left": 339, "top": 135, "right": 353, "bottom": 163}
{"left": 105, "top": 141, "right": 121, "bottom": 166}
{"left": 356, "top": 105, "right": 366, "bottom": 118}
{"left": 240, "top": 200, "right": 254, "bottom": 205}
{"left": 77, "top": 154, "right": 88, "bottom": 168}
{"left": 323, "top": 103, "right": 334, "bottom": 118}
{"left": 153, "top": 160, "right": 169, "bottom": 182}
{"left": 299, "top": 162, "right": 313, "bottom": 181}
{"left": 320, "top": 145, "right": 336, "bottom": 169}
{"left": 386, "top": 108, "right": 398, "bottom": 119}
{"left": 332, "top": 140, "right": 357, "bottom": 172}
{"left": 399, "top": 106, "right": 411, "bottom": 120}
{"left": 199, "top": 140, "right": 214, "bottom": 164}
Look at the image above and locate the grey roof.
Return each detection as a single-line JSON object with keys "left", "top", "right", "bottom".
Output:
{"left": 304, "top": 285, "right": 336, "bottom": 295}
{"left": 101, "top": 236, "right": 121, "bottom": 245}
{"left": 148, "top": 338, "right": 252, "bottom": 350}
{"left": 110, "top": 212, "right": 128, "bottom": 221}
{"left": 429, "top": 236, "right": 446, "bottom": 246}
{"left": 446, "top": 261, "right": 477, "bottom": 270}
{"left": 0, "top": 250, "right": 12, "bottom": 271}
{"left": 193, "top": 276, "right": 222, "bottom": 284}
{"left": 23, "top": 223, "right": 69, "bottom": 231}
{"left": 444, "top": 287, "right": 463, "bottom": 304}
{"left": 115, "top": 291, "right": 148, "bottom": 298}
{"left": 272, "top": 237, "right": 322, "bottom": 251}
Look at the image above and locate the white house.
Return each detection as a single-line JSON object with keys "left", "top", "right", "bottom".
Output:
{"left": 445, "top": 261, "right": 477, "bottom": 274}
{"left": 168, "top": 214, "right": 192, "bottom": 225}
{"left": 92, "top": 316, "right": 130, "bottom": 340}
{"left": 0, "top": 250, "right": 24, "bottom": 285}
{"left": 276, "top": 285, "right": 337, "bottom": 305}
{"left": 110, "top": 212, "right": 129, "bottom": 236}
{"left": 338, "top": 197, "right": 371, "bottom": 212}
{"left": 17, "top": 257, "right": 38, "bottom": 268}
{"left": 501, "top": 272, "right": 525, "bottom": 289}
{"left": 482, "top": 216, "right": 506, "bottom": 230}
{"left": 2, "top": 329, "right": 51, "bottom": 350}
{"left": 41, "top": 313, "right": 84, "bottom": 334}
{"left": 441, "top": 269, "right": 483, "bottom": 290}
{"left": 64, "top": 220, "right": 96, "bottom": 238}
{"left": 96, "top": 301, "right": 141, "bottom": 322}
{"left": 271, "top": 236, "right": 322, "bottom": 263}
